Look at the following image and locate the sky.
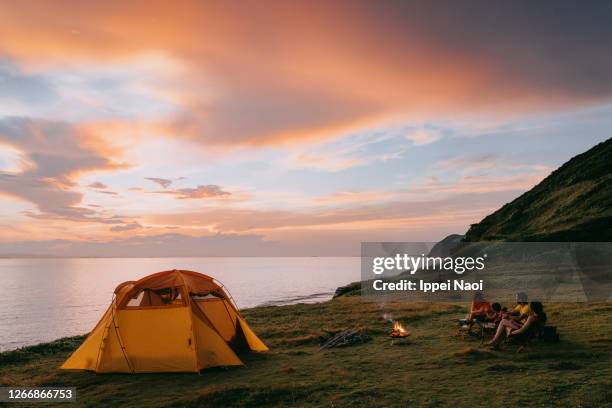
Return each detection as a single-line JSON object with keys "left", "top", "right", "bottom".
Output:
{"left": 1, "top": 1, "right": 612, "bottom": 256}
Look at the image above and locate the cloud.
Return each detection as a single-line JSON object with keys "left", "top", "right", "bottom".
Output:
{"left": 170, "top": 85, "right": 379, "bottom": 147}
{"left": 313, "top": 191, "right": 396, "bottom": 206}
{"left": 146, "top": 189, "right": 521, "bottom": 235}
{"left": 87, "top": 181, "right": 120, "bottom": 196}
{"left": 88, "top": 181, "right": 108, "bottom": 189}
{"left": 392, "top": 155, "right": 555, "bottom": 201}
{"left": 0, "top": 116, "right": 129, "bottom": 223}
{"left": 293, "top": 152, "right": 365, "bottom": 172}
{"left": 1, "top": 2, "right": 611, "bottom": 252}
{"left": 288, "top": 129, "right": 408, "bottom": 172}
{"left": 0, "top": 233, "right": 278, "bottom": 257}
{"left": 98, "top": 190, "right": 119, "bottom": 196}
{"left": 429, "top": 154, "right": 553, "bottom": 181}
{"left": 1, "top": 2, "right": 612, "bottom": 147}
{"left": 19, "top": 208, "right": 124, "bottom": 224}
{"left": 156, "top": 184, "right": 231, "bottom": 200}
{"left": 412, "top": 173, "right": 549, "bottom": 196}
{"left": 110, "top": 221, "right": 143, "bottom": 232}
{"left": 406, "top": 128, "right": 442, "bottom": 146}
{"left": 145, "top": 177, "right": 173, "bottom": 188}
{"left": 0, "top": 166, "right": 568, "bottom": 252}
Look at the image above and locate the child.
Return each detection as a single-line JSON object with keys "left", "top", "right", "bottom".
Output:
{"left": 485, "top": 302, "right": 503, "bottom": 323}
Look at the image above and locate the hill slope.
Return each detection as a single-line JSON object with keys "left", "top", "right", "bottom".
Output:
{"left": 464, "top": 137, "right": 612, "bottom": 241}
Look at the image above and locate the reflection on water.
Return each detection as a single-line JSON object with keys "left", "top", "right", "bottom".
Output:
{"left": 0, "top": 257, "right": 359, "bottom": 351}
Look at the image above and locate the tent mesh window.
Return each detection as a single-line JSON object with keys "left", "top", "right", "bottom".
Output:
{"left": 190, "top": 292, "right": 222, "bottom": 301}
{"left": 124, "top": 287, "right": 186, "bottom": 308}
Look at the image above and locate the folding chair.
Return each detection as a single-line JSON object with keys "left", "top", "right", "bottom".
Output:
{"left": 477, "top": 321, "right": 497, "bottom": 345}
{"left": 504, "top": 322, "right": 543, "bottom": 353}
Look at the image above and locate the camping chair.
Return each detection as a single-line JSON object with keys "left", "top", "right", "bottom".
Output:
{"left": 453, "top": 318, "right": 482, "bottom": 340}
{"left": 503, "top": 321, "right": 543, "bottom": 353}
{"left": 453, "top": 318, "right": 476, "bottom": 340}
{"left": 476, "top": 320, "right": 497, "bottom": 345}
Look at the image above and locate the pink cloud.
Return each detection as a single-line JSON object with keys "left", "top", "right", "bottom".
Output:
{"left": 154, "top": 184, "right": 231, "bottom": 200}
{"left": 145, "top": 177, "right": 173, "bottom": 188}
{"left": 87, "top": 181, "right": 108, "bottom": 189}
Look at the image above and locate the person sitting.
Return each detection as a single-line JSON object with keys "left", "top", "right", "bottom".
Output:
{"left": 475, "top": 302, "right": 503, "bottom": 343}
{"left": 487, "top": 301, "right": 546, "bottom": 348}
{"left": 467, "top": 292, "right": 491, "bottom": 334}
{"left": 503, "top": 292, "right": 530, "bottom": 323}
{"left": 485, "top": 302, "right": 503, "bottom": 323}
{"left": 508, "top": 302, "right": 546, "bottom": 339}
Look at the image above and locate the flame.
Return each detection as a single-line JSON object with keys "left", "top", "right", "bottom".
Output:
{"left": 393, "top": 321, "right": 408, "bottom": 335}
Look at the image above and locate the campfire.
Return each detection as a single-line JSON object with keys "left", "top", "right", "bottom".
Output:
{"left": 389, "top": 321, "right": 410, "bottom": 338}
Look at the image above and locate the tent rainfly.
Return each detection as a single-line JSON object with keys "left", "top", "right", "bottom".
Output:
{"left": 61, "top": 269, "right": 268, "bottom": 373}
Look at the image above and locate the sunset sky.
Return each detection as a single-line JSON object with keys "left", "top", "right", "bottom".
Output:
{"left": 1, "top": 1, "right": 612, "bottom": 256}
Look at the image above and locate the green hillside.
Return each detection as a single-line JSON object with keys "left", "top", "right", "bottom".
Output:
{"left": 464, "top": 138, "right": 612, "bottom": 242}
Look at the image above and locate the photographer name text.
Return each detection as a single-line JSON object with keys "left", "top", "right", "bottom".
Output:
{"left": 372, "top": 279, "right": 484, "bottom": 293}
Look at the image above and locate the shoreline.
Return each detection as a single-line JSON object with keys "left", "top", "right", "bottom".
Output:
{"left": 0, "top": 289, "right": 342, "bottom": 353}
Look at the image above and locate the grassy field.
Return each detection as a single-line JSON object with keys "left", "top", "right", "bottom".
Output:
{"left": 1, "top": 297, "right": 611, "bottom": 407}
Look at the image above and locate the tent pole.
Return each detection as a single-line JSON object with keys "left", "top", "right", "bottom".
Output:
{"left": 110, "top": 296, "right": 135, "bottom": 373}
{"left": 94, "top": 294, "right": 115, "bottom": 372}
{"left": 214, "top": 279, "right": 240, "bottom": 313}
{"left": 180, "top": 272, "right": 202, "bottom": 373}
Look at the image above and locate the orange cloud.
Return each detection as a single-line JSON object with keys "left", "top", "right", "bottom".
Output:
{"left": 2, "top": 1, "right": 612, "bottom": 148}
{"left": 313, "top": 191, "right": 396, "bottom": 206}
{"left": 154, "top": 184, "right": 231, "bottom": 200}
{"left": 142, "top": 189, "right": 518, "bottom": 235}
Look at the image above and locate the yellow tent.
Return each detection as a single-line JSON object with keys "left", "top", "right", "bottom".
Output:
{"left": 61, "top": 269, "right": 268, "bottom": 373}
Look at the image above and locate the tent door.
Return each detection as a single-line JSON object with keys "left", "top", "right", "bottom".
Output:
{"left": 115, "top": 307, "right": 197, "bottom": 372}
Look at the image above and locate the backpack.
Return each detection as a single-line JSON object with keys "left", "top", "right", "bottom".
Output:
{"left": 541, "top": 325, "right": 560, "bottom": 343}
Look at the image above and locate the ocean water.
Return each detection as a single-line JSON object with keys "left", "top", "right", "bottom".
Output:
{"left": 0, "top": 257, "right": 360, "bottom": 351}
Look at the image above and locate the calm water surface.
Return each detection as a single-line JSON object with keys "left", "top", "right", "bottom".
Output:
{"left": 0, "top": 257, "right": 359, "bottom": 351}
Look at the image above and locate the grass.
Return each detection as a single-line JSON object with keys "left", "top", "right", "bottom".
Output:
{"left": 1, "top": 298, "right": 610, "bottom": 407}
{"left": 464, "top": 137, "right": 612, "bottom": 242}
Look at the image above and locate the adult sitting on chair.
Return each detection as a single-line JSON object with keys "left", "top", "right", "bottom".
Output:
{"left": 467, "top": 292, "right": 491, "bottom": 334}
{"left": 506, "top": 292, "right": 530, "bottom": 323}
{"left": 486, "top": 301, "right": 546, "bottom": 348}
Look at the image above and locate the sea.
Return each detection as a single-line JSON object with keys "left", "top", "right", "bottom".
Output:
{"left": 0, "top": 257, "right": 360, "bottom": 351}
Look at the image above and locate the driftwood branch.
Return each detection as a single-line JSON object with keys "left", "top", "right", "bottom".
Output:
{"left": 317, "top": 328, "right": 370, "bottom": 351}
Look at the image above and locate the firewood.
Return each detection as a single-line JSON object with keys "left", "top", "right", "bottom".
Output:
{"left": 317, "top": 328, "right": 370, "bottom": 351}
